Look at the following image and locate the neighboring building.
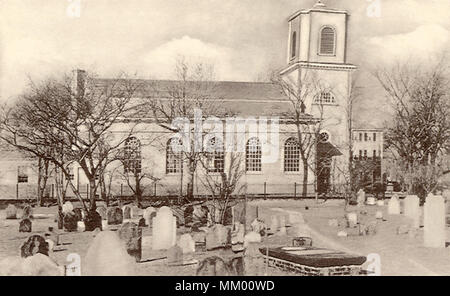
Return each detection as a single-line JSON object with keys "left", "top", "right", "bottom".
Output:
{"left": 0, "top": 1, "right": 386, "bottom": 199}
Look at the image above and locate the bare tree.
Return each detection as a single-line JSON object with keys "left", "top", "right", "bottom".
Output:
{"left": 198, "top": 152, "right": 246, "bottom": 225}
{"left": 0, "top": 71, "right": 141, "bottom": 217}
{"left": 373, "top": 58, "right": 450, "bottom": 200}
{"left": 145, "top": 58, "right": 223, "bottom": 200}
{"left": 270, "top": 71, "right": 327, "bottom": 198}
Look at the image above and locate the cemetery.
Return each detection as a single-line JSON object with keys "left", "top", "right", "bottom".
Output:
{"left": 1, "top": 191, "right": 450, "bottom": 276}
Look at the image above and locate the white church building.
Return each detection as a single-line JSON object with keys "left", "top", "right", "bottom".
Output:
{"left": 0, "top": 1, "right": 384, "bottom": 200}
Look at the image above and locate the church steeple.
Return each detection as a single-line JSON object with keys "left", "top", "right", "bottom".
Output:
{"left": 286, "top": 0, "right": 349, "bottom": 65}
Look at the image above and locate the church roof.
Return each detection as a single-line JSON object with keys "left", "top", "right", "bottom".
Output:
{"left": 288, "top": 0, "right": 349, "bottom": 21}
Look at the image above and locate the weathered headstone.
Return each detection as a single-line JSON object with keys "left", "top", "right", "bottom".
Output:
{"left": 167, "top": 245, "right": 183, "bottom": 264}
{"left": 20, "top": 235, "right": 49, "bottom": 258}
{"left": 251, "top": 218, "right": 265, "bottom": 235}
{"left": 424, "top": 194, "right": 446, "bottom": 248}
{"left": 77, "top": 221, "right": 85, "bottom": 232}
{"left": 388, "top": 194, "right": 401, "bottom": 215}
{"left": 96, "top": 206, "right": 107, "bottom": 220}
{"left": 366, "top": 196, "right": 376, "bottom": 206}
{"left": 19, "top": 219, "right": 32, "bottom": 232}
{"left": 346, "top": 212, "right": 358, "bottom": 228}
{"left": 404, "top": 195, "right": 420, "bottom": 229}
{"left": 152, "top": 206, "right": 176, "bottom": 250}
{"left": 123, "top": 205, "right": 132, "bottom": 220}
{"left": 62, "top": 201, "right": 74, "bottom": 214}
{"left": 84, "top": 210, "right": 102, "bottom": 231}
{"left": 5, "top": 204, "right": 17, "bottom": 219}
{"left": 107, "top": 207, "right": 123, "bottom": 225}
{"left": 118, "top": 222, "right": 142, "bottom": 262}
{"left": 143, "top": 207, "right": 156, "bottom": 227}
{"left": 84, "top": 231, "right": 135, "bottom": 276}
{"left": 206, "top": 224, "right": 231, "bottom": 250}
{"left": 177, "top": 233, "right": 195, "bottom": 254}
{"left": 357, "top": 189, "right": 366, "bottom": 206}
{"left": 63, "top": 212, "right": 78, "bottom": 232}
{"left": 21, "top": 205, "right": 33, "bottom": 219}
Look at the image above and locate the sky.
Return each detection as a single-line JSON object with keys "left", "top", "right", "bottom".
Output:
{"left": 1, "top": 0, "right": 449, "bottom": 104}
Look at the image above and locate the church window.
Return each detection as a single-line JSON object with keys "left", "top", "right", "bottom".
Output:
{"left": 284, "top": 138, "right": 300, "bottom": 172}
{"left": 319, "top": 26, "right": 336, "bottom": 55}
{"left": 205, "top": 137, "right": 224, "bottom": 173}
{"left": 124, "top": 136, "right": 142, "bottom": 174}
{"left": 166, "top": 138, "right": 183, "bottom": 174}
{"left": 314, "top": 92, "right": 336, "bottom": 104}
{"left": 246, "top": 137, "right": 262, "bottom": 172}
{"left": 291, "top": 31, "right": 297, "bottom": 59}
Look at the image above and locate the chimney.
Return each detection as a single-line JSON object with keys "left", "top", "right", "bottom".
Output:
{"left": 71, "top": 69, "right": 86, "bottom": 96}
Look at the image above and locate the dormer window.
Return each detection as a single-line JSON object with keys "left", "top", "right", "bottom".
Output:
{"left": 319, "top": 26, "right": 336, "bottom": 55}
{"left": 291, "top": 31, "right": 297, "bottom": 59}
{"left": 314, "top": 91, "right": 336, "bottom": 104}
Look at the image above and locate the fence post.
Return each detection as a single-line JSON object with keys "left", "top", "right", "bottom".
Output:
{"left": 120, "top": 184, "right": 123, "bottom": 197}
{"left": 154, "top": 182, "right": 157, "bottom": 197}
{"left": 263, "top": 182, "right": 267, "bottom": 200}
{"left": 16, "top": 183, "right": 19, "bottom": 199}
{"left": 86, "top": 184, "right": 89, "bottom": 199}
{"left": 52, "top": 184, "right": 54, "bottom": 200}
{"left": 294, "top": 182, "right": 297, "bottom": 199}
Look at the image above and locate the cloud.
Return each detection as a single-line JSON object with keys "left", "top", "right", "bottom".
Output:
{"left": 143, "top": 36, "right": 238, "bottom": 81}
{"left": 363, "top": 24, "right": 450, "bottom": 66}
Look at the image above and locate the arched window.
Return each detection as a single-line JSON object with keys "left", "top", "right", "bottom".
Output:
{"left": 166, "top": 138, "right": 183, "bottom": 174}
{"left": 284, "top": 138, "right": 300, "bottom": 172}
{"left": 205, "top": 137, "right": 224, "bottom": 173}
{"left": 319, "top": 26, "right": 336, "bottom": 55}
{"left": 291, "top": 31, "right": 297, "bottom": 59}
{"left": 246, "top": 137, "right": 262, "bottom": 172}
{"left": 124, "top": 136, "right": 141, "bottom": 174}
{"left": 314, "top": 91, "right": 336, "bottom": 104}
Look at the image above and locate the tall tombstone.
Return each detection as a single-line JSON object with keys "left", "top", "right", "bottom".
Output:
{"left": 388, "top": 194, "right": 401, "bottom": 215}
{"left": 357, "top": 189, "right": 366, "bottom": 206}
{"left": 424, "top": 194, "right": 446, "bottom": 248}
{"left": 5, "top": 204, "right": 17, "bottom": 219}
{"left": 96, "top": 206, "right": 107, "bottom": 220}
{"left": 177, "top": 233, "right": 195, "bottom": 254}
{"left": 107, "top": 207, "right": 123, "bottom": 225}
{"left": 123, "top": 205, "right": 132, "bottom": 220}
{"left": 403, "top": 195, "right": 420, "bottom": 229}
{"left": 152, "top": 206, "right": 177, "bottom": 250}
{"left": 143, "top": 207, "right": 156, "bottom": 227}
{"left": 118, "top": 222, "right": 142, "bottom": 262}
{"left": 19, "top": 219, "right": 32, "bottom": 233}
{"left": 21, "top": 205, "right": 33, "bottom": 219}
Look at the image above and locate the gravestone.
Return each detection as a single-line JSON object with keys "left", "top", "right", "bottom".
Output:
{"left": 346, "top": 212, "right": 358, "bottom": 228}
{"left": 20, "top": 235, "right": 49, "bottom": 258}
{"left": 167, "top": 245, "right": 183, "bottom": 264}
{"left": 107, "top": 207, "right": 123, "bottom": 225}
{"left": 251, "top": 218, "right": 265, "bottom": 235}
{"left": 138, "top": 218, "right": 146, "bottom": 227}
{"left": 177, "top": 233, "right": 195, "bottom": 254}
{"left": 123, "top": 205, "right": 132, "bottom": 220}
{"left": 84, "top": 210, "right": 102, "bottom": 231}
{"left": 357, "top": 189, "right": 366, "bottom": 206}
{"left": 77, "top": 221, "right": 85, "bottom": 232}
{"left": 63, "top": 212, "right": 78, "bottom": 232}
{"left": 19, "top": 219, "right": 32, "bottom": 232}
{"left": 118, "top": 222, "right": 142, "bottom": 262}
{"left": 424, "top": 194, "right": 446, "bottom": 248}
{"left": 22, "top": 253, "right": 64, "bottom": 276}
{"left": 388, "top": 194, "right": 401, "bottom": 215}
{"left": 62, "top": 201, "right": 74, "bottom": 214}
{"left": 143, "top": 207, "right": 156, "bottom": 227}
{"left": 404, "top": 195, "right": 420, "bottom": 229}
{"left": 5, "top": 204, "right": 17, "bottom": 219}
{"left": 152, "top": 206, "right": 176, "bottom": 250}
{"left": 21, "top": 205, "right": 33, "bottom": 219}
{"left": 366, "top": 196, "right": 376, "bottom": 206}
{"left": 96, "top": 206, "right": 107, "bottom": 220}
{"left": 206, "top": 224, "right": 231, "bottom": 250}
{"left": 84, "top": 231, "right": 135, "bottom": 276}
